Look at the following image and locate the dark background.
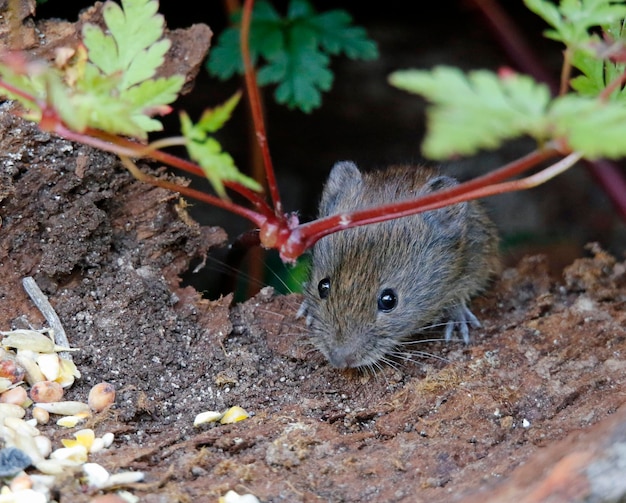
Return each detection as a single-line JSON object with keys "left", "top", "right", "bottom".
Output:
{"left": 34, "top": 1, "right": 626, "bottom": 298}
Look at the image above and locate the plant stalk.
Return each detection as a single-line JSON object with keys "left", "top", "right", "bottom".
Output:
{"left": 241, "top": 0, "right": 284, "bottom": 217}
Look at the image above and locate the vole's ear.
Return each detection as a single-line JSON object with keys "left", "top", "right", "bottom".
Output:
{"left": 423, "top": 175, "right": 468, "bottom": 232}
{"left": 318, "top": 161, "right": 363, "bottom": 217}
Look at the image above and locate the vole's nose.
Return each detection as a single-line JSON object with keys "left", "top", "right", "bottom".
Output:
{"left": 327, "top": 347, "right": 359, "bottom": 369}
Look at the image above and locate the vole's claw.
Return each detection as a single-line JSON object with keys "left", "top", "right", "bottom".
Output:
{"left": 296, "top": 301, "right": 313, "bottom": 326}
{"left": 444, "top": 304, "right": 481, "bottom": 344}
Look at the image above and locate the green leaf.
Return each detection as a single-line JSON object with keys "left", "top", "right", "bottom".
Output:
{"left": 206, "top": 0, "right": 378, "bottom": 112}
{"left": 75, "top": 0, "right": 183, "bottom": 137}
{"left": 263, "top": 24, "right": 334, "bottom": 112}
{"left": 309, "top": 11, "right": 379, "bottom": 59}
{"left": 389, "top": 66, "right": 552, "bottom": 159}
{"left": 569, "top": 19, "right": 626, "bottom": 100}
{"left": 524, "top": 0, "right": 626, "bottom": 45}
{"left": 205, "top": 29, "right": 246, "bottom": 80}
{"left": 550, "top": 94, "right": 626, "bottom": 158}
{"left": 180, "top": 93, "right": 262, "bottom": 197}
{"left": 122, "top": 75, "right": 185, "bottom": 113}
{"left": 102, "top": 0, "right": 164, "bottom": 73}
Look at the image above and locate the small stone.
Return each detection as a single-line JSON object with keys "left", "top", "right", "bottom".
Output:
{"left": 0, "top": 447, "right": 32, "bottom": 477}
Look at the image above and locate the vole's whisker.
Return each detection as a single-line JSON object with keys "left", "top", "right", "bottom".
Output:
{"left": 373, "top": 357, "right": 400, "bottom": 380}
{"left": 399, "top": 337, "right": 447, "bottom": 345}
{"left": 264, "top": 261, "right": 299, "bottom": 295}
{"left": 388, "top": 349, "right": 450, "bottom": 365}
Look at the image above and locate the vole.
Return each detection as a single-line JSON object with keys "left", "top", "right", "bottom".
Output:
{"left": 300, "top": 161, "right": 500, "bottom": 370}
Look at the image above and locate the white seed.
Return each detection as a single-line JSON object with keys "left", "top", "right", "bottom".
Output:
{"left": 90, "top": 437, "right": 105, "bottom": 453}
{"left": 0, "top": 377, "right": 14, "bottom": 393}
{"left": 1, "top": 330, "right": 56, "bottom": 352}
{"left": 34, "top": 401, "right": 90, "bottom": 415}
{"left": 56, "top": 358, "right": 80, "bottom": 388}
{"left": 9, "top": 427, "right": 44, "bottom": 464}
{"left": 193, "top": 410, "right": 223, "bottom": 426}
{"left": 88, "top": 382, "right": 116, "bottom": 412}
{"left": 219, "top": 490, "right": 261, "bottom": 503}
{"left": 0, "top": 488, "right": 47, "bottom": 503}
{"left": 83, "top": 462, "right": 110, "bottom": 488}
{"left": 29, "top": 473, "right": 56, "bottom": 491}
{"left": 15, "top": 352, "right": 46, "bottom": 385}
{"left": 103, "top": 471, "right": 145, "bottom": 488}
{"left": 4, "top": 416, "right": 40, "bottom": 437}
{"left": 101, "top": 432, "right": 114, "bottom": 448}
{"left": 34, "top": 435, "right": 52, "bottom": 458}
{"left": 32, "top": 407, "right": 50, "bottom": 425}
{"left": 50, "top": 445, "right": 88, "bottom": 464}
{"left": 35, "top": 459, "right": 79, "bottom": 475}
{"left": 36, "top": 353, "right": 60, "bottom": 381}
{"left": 0, "top": 403, "right": 26, "bottom": 420}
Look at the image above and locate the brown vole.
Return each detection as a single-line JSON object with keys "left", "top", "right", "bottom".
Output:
{"left": 300, "top": 161, "right": 500, "bottom": 369}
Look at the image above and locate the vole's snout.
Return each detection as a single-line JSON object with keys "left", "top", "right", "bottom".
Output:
{"left": 326, "top": 346, "right": 360, "bottom": 369}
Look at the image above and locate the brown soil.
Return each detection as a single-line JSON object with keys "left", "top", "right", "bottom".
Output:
{"left": 2, "top": 3, "right": 626, "bottom": 503}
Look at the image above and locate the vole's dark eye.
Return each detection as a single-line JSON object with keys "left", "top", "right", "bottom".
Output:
{"left": 377, "top": 288, "right": 398, "bottom": 312}
{"left": 318, "top": 277, "right": 331, "bottom": 299}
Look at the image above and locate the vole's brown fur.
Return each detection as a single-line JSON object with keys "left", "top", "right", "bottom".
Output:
{"left": 301, "top": 161, "right": 500, "bottom": 369}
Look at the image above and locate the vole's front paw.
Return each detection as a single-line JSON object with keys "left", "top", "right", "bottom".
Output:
{"left": 296, "top": 300, "right": 313, "bottom": 326}
{"left": 444, "top": 303, "right": 481, "bottom": 344}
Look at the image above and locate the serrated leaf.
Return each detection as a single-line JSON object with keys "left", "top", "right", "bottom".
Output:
{"left": 206, "top": 29, "right": 245, "bottom": 80}
{"left": 122, "top": 75, "right": 184, "bottom": 111}
{"left": 286, "top": 0, "right": 314, "bottom": 18}
{"left": 85, "top": 0, "right": 167, "bottom": 86}
{"left": 550, "top": 94, "right": 626, "bottom": 158}
{"left": 569, "top": 50, "right": 626, "bottom": 101}
{"left": 195, "top": 91, "right": 242, "bottom": 133}
{"left": 524, "top": 0, "right": 626, "bottom": 45}
{"left": 271, "top": 44, "right": 333, "bottom": 112}
{"left": 309, "top": 11, "right": 379, "bottom": 59}
{"left": 389, "top": 66, "right": 551, "bottom": 159}
{"left": 122, "top": 38, "right": 171, "bottom": 88}
{"left": 103, "top": 0, "right": 164, "bottom": 71}
{"left": 180, "top": 93, "right": 261, "bottom": 197}
{"left": 268, "top": 23, "right": 332, "bottom": 112}
{"left": 77, "top": 0, "right": 183, "bottom": 137}
{"left": 570, "top": 47, "right": 607, "bottom": 96}
{"left": 206, "top": 0, "right": 378, "bottom": 112}
{"left": 82, "top": 24, "right": 119, "bottom": 75}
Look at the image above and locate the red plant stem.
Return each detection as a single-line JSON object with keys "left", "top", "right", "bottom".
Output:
{"left": 469, "top": 0, "right": 626, "bottom": 221}
{"left": 599, "top": 67, "right": 626, "bottom": 101}
{"left": 241, "top": 0, "right": 283, "bottom": 217}
{"left": 287, "top": 146, "right": 563, "bottom": 256}
{"left": 1, "top": 71, "right": 272, "bottom": 217}
{"left": 55, "top": 122, "right": 270, "bottom": 223}
{"left": 54, "top": 124, "right": 275, "bottom": 217}
{"left": 0, "top": 79, "right": 38, "bottom": 104}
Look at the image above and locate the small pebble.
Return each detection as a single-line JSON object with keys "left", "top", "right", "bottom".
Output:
{"left": 0, "top": 447, "right": 32, "bottom": 477}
